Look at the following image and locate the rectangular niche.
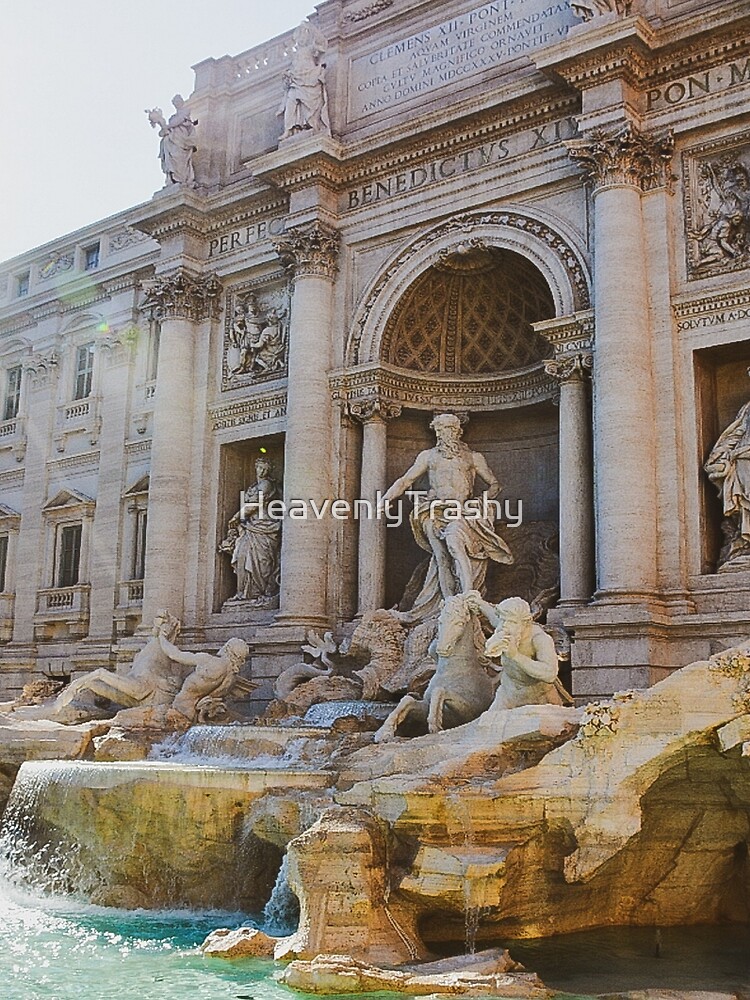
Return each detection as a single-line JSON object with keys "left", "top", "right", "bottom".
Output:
{"left": 214, "top": 434, "right": 284, "bottom": 611}
{"left": 694, "top": 343, "right": 750, "bottom": 574}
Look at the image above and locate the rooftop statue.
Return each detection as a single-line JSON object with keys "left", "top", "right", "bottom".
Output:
{"left": 380, "top": 413, "right": 513, "bottom": 622}
{"left": 278, "top": 22, "right": 331, "bottom": 140}
{"left": 146, "top": 94, "right": 198, "bottom": 187}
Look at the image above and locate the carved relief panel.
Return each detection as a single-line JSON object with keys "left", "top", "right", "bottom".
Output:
{"left": 683, "top": 133, "right": 750, "bottom": 280}
{"left": 221, "top": 280, "right": 290, "bottom": 391}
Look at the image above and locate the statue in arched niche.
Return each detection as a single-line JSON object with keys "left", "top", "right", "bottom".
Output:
{"left": 380, "top": 413, "right": 514, "bottom": 622}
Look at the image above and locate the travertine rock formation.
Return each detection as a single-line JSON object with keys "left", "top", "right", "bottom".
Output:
{"left": 276, "top": 806, "right": 427, "bottom": 965}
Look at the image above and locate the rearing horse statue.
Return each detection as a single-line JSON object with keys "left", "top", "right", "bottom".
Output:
{"left": 374, "top": 593, "right": 496, "bottom": 742}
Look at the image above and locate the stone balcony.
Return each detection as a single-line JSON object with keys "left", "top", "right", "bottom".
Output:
{"left": 0, "top": 416, "right": 27, "bottom": 462}
{"left": 54, "top": 396, "right": 101, "bottom": 452}
{"left": 113, "top": 579, "right": 144, "bottom": 637}
{"left": 34, "top": 585, "right": 91, "bottom": 640}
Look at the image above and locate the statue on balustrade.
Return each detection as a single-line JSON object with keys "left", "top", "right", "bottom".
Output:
{"left": 220, "top": 457, "right": 282, "bottom": 607}
{"left": 278, "top": 21, "right": 330, "bottom": 140}
{"left": 705, "top": 399, "right": 750, "bottom": 570}
{"left": 380, "top": 413, "right": 514, "bottom": 622}
{"left": 145, "top": 95, "right": 197, "bottom": 187}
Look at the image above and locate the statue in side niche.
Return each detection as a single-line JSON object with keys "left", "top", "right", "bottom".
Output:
{"left": 465, "top": 593, "right": 572, "bottom": 710}
{"left": 380, "top": 413, "right": 513, "bottom": 622}
{"left": 705, "top": 399, "right": 750, "bottom": 569}
{"left": 146, "top": 95, "right": 198, "bottom": 187}
{"left": 220, "top": 457, "right": 282, "bottom": 606}
{"left": 278, "top": 21, "right": 331, "bottom": 140}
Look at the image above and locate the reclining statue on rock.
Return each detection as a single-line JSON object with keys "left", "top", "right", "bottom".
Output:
{"left": 465, "top": 592, "right": 572, "bottom": 710}
{"left": 375, "top": 593, "right": 496, "bottom": 741}
{"left": 19, "top": 610, "right": 252, "bottom": 725}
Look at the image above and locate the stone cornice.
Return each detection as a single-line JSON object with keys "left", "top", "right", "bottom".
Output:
{"left": 535, "top": 8, "right": 750, "bottom": 93}
{"left": 250, "top": 89, "right": 580, "bottom": 195}
{"left": 567, "top": 121, "right": 674, "bottom": 190}
{"left": 274, "top": 222, "right": 339, "bottom": 280}
{"left": 534, "top": 310, "right": 595, "bottom": 355}
{"left": 46, "top": 451, "right": 101, "bottom": 474}
{"left": 140, "top": 271, "right": 222, "bottom": 322}
{"left": 673, "top": 288, "right": 750, "bottom": 319}
{"left": 330, "top": 362, "right": 557, "bottom": 412}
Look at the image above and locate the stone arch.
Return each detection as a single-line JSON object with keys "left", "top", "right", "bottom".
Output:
{"left": 348, "top": 209, "right": 591, "bottom": 367}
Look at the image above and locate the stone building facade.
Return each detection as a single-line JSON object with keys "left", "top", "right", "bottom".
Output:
{"left": 0, "top": 0, "right": 749, "bottom": 706}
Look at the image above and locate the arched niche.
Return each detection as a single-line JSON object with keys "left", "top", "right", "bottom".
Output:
{"left": 348, "top": 208, "right": 590, "bottom": 367}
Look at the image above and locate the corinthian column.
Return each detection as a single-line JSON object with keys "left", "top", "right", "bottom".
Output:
{"left": 139, "top": 271, "right": 221, "bottom": 625}
{"left": 273, "top": 222, "right": 339, "bottom": 626}
{"left": 545, "top": 350, "right": 594, "bottom": 606}
{"left": 567, "top": 123, "right": 673, "bottom": 600}
{"left": 349, "top": 399, "right": 402, "bottom": 614}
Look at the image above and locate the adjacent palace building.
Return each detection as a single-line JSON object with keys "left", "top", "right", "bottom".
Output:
{"left": 1, "top": 0, "right": 749, "bottom": 707}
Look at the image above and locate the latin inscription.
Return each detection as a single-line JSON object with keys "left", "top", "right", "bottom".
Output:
{"left": 345, "top": 116, "right": 578, "bottom": 210}
{"left": 208, "top": 217, "right": 286, "bottom": 259}
{"left": 646, "top": 58, "right": 750, "bottom": 112}
{"left": 348, "top": 0, "right": 576, "bottom": 120}
{"left": 677, "top": 308, "right": 750, "bottom": 332}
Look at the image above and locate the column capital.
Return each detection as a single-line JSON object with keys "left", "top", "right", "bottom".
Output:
{"left": 274, "top": 221, "right": 339, "bottom": 280}
{"left": 567, "top": 122, "right": 674, "bottom": 192}
{"left": 346, "top": 399, "right": 402, "bottom": 423}
{"left": 140, "top": 271, "right": 222, "bottom": 322}
{"left": 545, "top": 351, "right": 593, "bottom": 384}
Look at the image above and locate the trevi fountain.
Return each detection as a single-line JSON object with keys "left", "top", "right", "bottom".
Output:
{"left": 0, "top": 0, "right": 749, "bottom": 997}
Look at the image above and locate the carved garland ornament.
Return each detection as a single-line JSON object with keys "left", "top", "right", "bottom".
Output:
{"left": 352, "top": 212, "right": 590, "bottom": 365}
{"left": 568, "top": 0, "right": 632, "bottom": 23}
{"left": 567, "top": 122, "right": 675, "bottom": 192}
{"left": 140, "top": 271, "right": 222, "bottom": 322}
{"left": 274, "top": 222, "right": 339, "bottom": 280}
{"left": 344, "top": 0, "right": 395, "bottom": 21}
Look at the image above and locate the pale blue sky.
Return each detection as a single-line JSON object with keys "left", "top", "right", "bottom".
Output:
{"left": 0, "top": 1, "right": 317, "bottom": 262}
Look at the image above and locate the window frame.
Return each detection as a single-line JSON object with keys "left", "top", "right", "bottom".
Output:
{"left": 3, "top": 365, "right": 22, "bottom": 423}
{"left": 55, "top": 521, "right": 83, "bottom": 589}
{"left": 73, "top": 342, "right": 95, "bottom": 400}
